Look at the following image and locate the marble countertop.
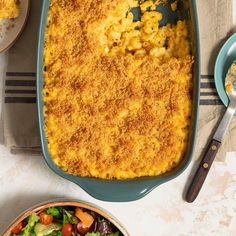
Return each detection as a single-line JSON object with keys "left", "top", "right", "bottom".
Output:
{"left": 1, "top": 150, "right": 236, "bottom": 235}
{"left": 0, "top": 2, "right": 236, "bottom": 235}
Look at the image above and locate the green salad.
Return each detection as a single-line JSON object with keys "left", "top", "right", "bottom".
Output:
{"left": 10, "top": 206, "right": 123, "bottom": 236}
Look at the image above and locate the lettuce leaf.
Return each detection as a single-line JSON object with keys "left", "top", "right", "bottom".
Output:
{"left": 21, "top": 213, "right": 39, "bottom": 236}
{"left": 107, "top": 232, "right": 119, "bottom": 236}
{"left": 62, "top": 210, "right": 78, "bottom": 225}
{"left": 34, "top": 223, "right": 62, "bottom": 236}
{"left": 46, "top": 208, "right": 61, "bottom": 218}
{"left": 45, "top": 230, "right": 63, "bottom": 236}
{"left": 85, "top": 233, "right": 100, "bottom": 236}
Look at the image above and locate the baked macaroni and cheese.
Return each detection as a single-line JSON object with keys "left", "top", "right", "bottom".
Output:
{"left": 44, "top": 0, "right": 193, "bottom": 179}
{"left": 0, "top": 0, "right": 19, "bottom": 19}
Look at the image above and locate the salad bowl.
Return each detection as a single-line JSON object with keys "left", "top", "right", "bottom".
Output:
{"left": 3, "top": 199, "right": 129, "bottom": 236}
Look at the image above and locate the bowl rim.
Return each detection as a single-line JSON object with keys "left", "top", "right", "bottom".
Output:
{"left": 2, "top": 199, "right": 130, "bottom": 236}
{"left": 214, "top": 33, "right": 236, "bottom": 116}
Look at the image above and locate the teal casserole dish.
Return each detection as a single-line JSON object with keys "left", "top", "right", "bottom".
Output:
{"left": 37, "top": 0, "right": 200, "bottom": 202}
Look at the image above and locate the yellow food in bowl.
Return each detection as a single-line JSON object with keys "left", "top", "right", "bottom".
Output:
{"left": 0, "top": 0, "right": 19, "bottom": 19}
{"left": 44, "top": 0, "right": 193, "bottom": 179}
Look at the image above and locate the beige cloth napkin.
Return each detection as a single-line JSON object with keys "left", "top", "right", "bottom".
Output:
{"left": 2, "top": 0, "right": 42, "bottom": 153}
{"left": 198, "top": 0, "right": 233, "bottom": 75}
{"left": 1, "top": 0, "right": 235, "bottom": 160}
{"left": 194, "top": 0, "right": 235, "bottom": 161}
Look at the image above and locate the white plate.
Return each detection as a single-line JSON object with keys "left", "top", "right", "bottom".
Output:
{"left": 0, "top": 0, "right": 30, "bottom": 53}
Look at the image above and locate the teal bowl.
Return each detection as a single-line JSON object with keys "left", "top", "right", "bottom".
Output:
{"left": 37, "top": 0, "right": 200, "bottom": 202}
{"left": 214, "top": 33, "right": 236, "bottom": 115}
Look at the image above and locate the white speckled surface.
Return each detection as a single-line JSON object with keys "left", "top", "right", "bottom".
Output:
{"left": 0, "top": 150, "right": 236, "bottom": 235}
{"left": 0, "top": 2, "right": 236, "bottom": 235}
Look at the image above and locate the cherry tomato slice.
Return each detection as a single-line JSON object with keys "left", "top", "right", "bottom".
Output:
{"left": 77, "top": 221, "right": 90, "bottom": 234}
{"left": 39, "top": 212, "right": 53, "bottom": 225}
{"left": 62, "top": 223, "right": 74, "bottom": 236}
{"left": 11, "top": 221, "right": 24, "bottom": 234}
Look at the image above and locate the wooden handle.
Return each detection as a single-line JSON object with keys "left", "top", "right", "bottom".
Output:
{"left": 186, "top": 139, "right": 221, "bottom": 203}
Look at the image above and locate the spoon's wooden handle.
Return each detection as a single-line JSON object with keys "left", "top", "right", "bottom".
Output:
{"left": 186, "top": 139, "right": 221, "bottom": 203}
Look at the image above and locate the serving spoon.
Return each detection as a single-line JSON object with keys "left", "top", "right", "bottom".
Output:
{"left": 186, "top": 61, "right": 236, "bottom": 203}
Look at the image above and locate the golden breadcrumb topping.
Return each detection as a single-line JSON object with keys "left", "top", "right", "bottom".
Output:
{"left": 0, "top": 0, "right": 19, "bottom": 19}
{"left": 44, "top": 0, "right": 193, "bottom": 179}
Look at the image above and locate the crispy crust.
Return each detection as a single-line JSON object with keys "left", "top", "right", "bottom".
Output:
{"left": 44, "top": 0, "right": 193, "bottom": 179}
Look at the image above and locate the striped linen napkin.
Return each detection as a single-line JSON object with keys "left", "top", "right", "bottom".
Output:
{"left": 1, "top": 0, "right": 235, "bottom": 160}
{"left": 1, "top": 0, "right": 42, "bottom": 153}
